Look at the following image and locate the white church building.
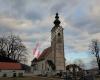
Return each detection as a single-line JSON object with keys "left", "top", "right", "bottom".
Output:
{"left": 31, "top": 13, "right": 66, "bottom": 75}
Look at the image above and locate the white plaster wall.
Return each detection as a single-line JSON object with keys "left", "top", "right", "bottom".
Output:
{"left": 0, "top": 70, "right": 24, "bottom": 77}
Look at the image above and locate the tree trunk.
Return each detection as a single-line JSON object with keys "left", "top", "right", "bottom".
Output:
{"left": 97, "top": 60, "right": 100, "bottom": 74}
{"left": 98, "top": 60, "right": 100, "bottom": 74}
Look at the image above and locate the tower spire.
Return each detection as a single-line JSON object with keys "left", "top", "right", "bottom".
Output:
{"left": 55, "top": 13, "right": 59, "bottom": 19}
{"left": 54, "top": 13, "right": 60, "bottom": 26}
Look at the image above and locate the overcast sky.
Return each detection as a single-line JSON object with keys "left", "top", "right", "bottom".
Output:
{"left": 0, "top": 0, "right": 100, "bottom": 68}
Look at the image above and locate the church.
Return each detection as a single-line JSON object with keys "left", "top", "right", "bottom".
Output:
{"left": 31, "top": 13, "right": 65, "bottom": 75}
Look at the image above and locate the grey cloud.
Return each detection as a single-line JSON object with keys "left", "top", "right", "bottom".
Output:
{"left": 71, "top": 17, "right": 100, "bottom": 34}
{"left": 0, "top": 0, "right": 44, "bottom": 20}
{"left": 0, "top": 0, "right": 100, "bottom": 65}
{"left": 50, "top": 2, "right": 67, "bottom": 13}
{"left": 26, "top": 11, "right": 42, "bottom": 20}
{"left": 0, "top": 24, "right": 13, "bottom": 34}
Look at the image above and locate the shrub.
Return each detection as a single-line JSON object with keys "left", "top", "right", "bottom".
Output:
{"left": 18, "top": 73, "right": 23, "bottom": 77}
{"left": 3, "top": 73, "right": 7, "bottom": 77}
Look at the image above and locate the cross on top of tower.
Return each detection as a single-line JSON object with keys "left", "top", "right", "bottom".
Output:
{"left": 54, "top": 13, "right": 61, "bottom": 26}
{"left": 55, "top": 13, "right": 59, "bottom": 19}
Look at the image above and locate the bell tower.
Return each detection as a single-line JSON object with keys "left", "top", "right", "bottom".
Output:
{"left": 51, "top": 13, "right": 65, "bottom": 72}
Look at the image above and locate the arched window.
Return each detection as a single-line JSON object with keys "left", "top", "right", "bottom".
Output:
{"left": 58, "top": 33, "right": 60, "bottom": 36}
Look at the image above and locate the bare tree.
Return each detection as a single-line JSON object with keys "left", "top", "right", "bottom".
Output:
{"left": 74, "top": 59, "right": 85, "bottom": 69}
{"left": 0, "top": 37, "right": 7, "bottom": 56}
{"left": 89, "top": 39, "right": 100, "bottom": 71}
{"left": 0, "top": 34, "right": 28, "bottom": 63}
{"left": 90, "top": 59, "right": 98, "bottom": 69}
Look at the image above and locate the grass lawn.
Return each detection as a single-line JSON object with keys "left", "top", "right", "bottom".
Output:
{"left": 1, "top": 75, "right": 99, "bottom": 80}
{"left": 95, "top": 75, "right": 100, "bottom": 80}
{"left": 0, "top": 76, "right": 63, "bottom": 80}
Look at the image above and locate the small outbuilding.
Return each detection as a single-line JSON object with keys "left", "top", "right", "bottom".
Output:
{"left": 0, "top": 56, "right": 24, "bottom": 77}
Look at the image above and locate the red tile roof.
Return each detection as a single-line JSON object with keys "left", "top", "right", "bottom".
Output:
{"left": 38, "top": 47, "right": 51, "bottom": 60}
{"left": 0, "top": 62, "right": 22, "bottom": 70}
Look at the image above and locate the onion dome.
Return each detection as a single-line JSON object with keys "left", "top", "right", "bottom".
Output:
{"left": 54, "top": 13, "right": 61, "bottom": 26}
